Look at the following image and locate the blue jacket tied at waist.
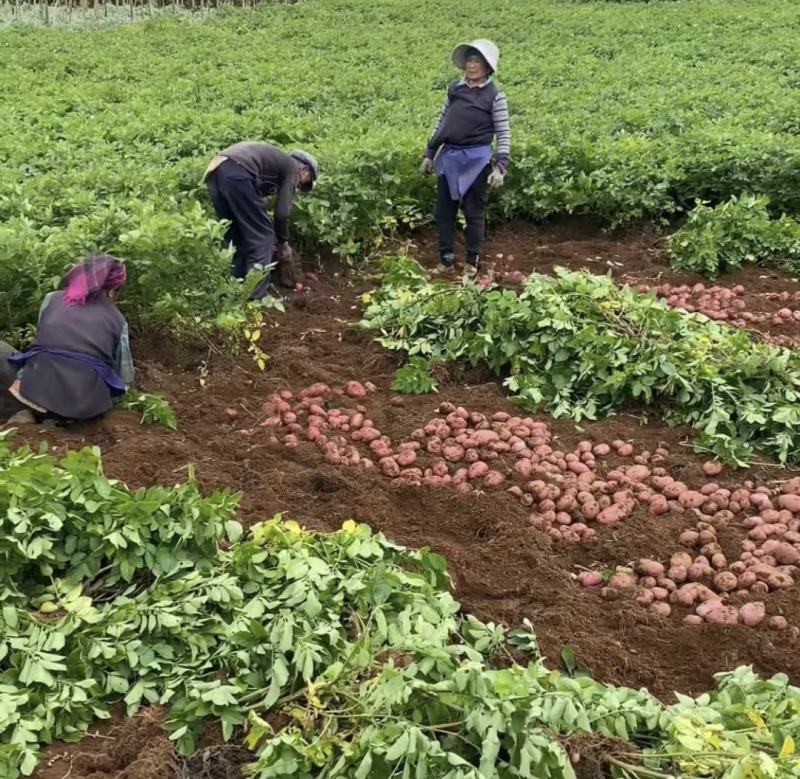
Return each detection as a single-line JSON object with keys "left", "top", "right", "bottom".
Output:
{"left": 435, "top": 144, "right": 493, "bottom": 200}
{"left": 10, "top": 346, "right": 126, "bottom": 396}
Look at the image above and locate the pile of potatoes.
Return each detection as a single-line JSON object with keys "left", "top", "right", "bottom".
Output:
{"left": 578, "top": 473, "right": 800, "bottom": 630}
{"left": 259, "top": 387, "right": 563, "bottom": 492}
{"left": 637, "top": 282, "right": 800, "bottom": 347}
{"left": 255, "top": 384, "right": 800, "bottom": 628}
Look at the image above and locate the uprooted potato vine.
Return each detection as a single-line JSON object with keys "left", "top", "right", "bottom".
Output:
{"left": 118, "top": 391, "right": 179, "bottom": 429}
{"left": 361, "top": 257, "right": 800, "bottom": 465}
{"left": 2, "top": 431, "right": 800, "bottom": 779}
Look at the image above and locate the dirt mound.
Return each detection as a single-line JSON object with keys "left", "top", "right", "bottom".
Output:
{"left": 35, "top": 708, "right": 178, "bottom": 779}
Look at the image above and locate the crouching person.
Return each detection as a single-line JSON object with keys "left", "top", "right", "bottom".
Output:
{"left": 2, "top": 255, "right": 134, "bottom": 424}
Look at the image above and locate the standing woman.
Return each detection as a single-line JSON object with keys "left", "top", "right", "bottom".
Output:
{"left": 3, "top": 255, "right": 134, "bottom": 424}
{"left": 420, "top": 39, "right": 511, "bottom": 276}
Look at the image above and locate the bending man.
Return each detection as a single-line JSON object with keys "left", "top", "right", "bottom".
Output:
{"left": 204, "top": 142, "right": 318, "bottom": 296}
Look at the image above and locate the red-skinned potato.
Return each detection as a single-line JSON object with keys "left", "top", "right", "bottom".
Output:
{"left": 579, "top": 500, "right": 599, "bottom": 520}
{"left": 713, "top": 572, "right": 738, "bottom": 592}
{"left": 636, "top": 559, "right": 665, "bottom": 578}
{"left": 668, "top": 565, "right": 688, "bottom": 583}
{"left": 739, "top": 602, "right": 766, "bottom": 627}
{"left": 671, "top": 552, "right": 693, "bottom": 568}
{"left": 674, "top": 584, "right": 699, "bottom": 607}
{"left": 657, "top": 577, "right": 677, "bottom": 593}
{"left": 679, "top": 530, "right": 700, "bottom": 547}
{"left": 442, "top": 443, "right": 465, "bottom": 463}
{"left": 711, "top": 553, "right": 728, "bottom": 570}
{"left": 609, "top": 570, "right": 638, "bottom": 589}
{"left": 738, "top": 571, "right": 756, "bottom": 590}
{"left": 777, "top": 494, "right": 800, "bottom": 513}
{"left": 380, "top": 457, "right": 400, "bottom": 477}
{"left": 767, "top": 570, "right": 794, "bottom": 590}
{"left": 773, "top": 543, "right": 800, "bottom": 565}
{"left": 578, "top": 571, "right": 603, "bottom": 588}
{"left": 768, "top": 616, "right": 788, "bottom": 631}
{"left": 651, "top": 586, "right": 669, "bottom": 601}
{"left": 679, "top": 491, "right": 705, "bottom": 509}
{"left": 452, "top": 467, "right": 468, "bottom": 485}
{"left": 705, "top": 605, "right": 739, "bottom": 625}
{"left": 650, "top": 602, "right": 671, "bottom": 617}
{"left": 635, "top": 589, "right": 654, "bottom": 606}
{"left": 468, "top": 461, "right": 489, "bottom": 480}
{"left": 299, "top": 382, "right": 331, "bottom": 400}
{"left": 695, "top": 598, "right": 723, "bottom": 618}
{"left": 601, "top": 587, "right": 621, "bottom": 601}
{"left": 483, "top": 471, "right": 506, "bottom": 488}
{"left": 688, "top": 563, "right": 710, "bottom": 581}
{"left": 396, "top": 449, "right": 417, "bottom": 467}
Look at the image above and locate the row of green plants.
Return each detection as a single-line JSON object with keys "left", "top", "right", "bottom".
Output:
{"left": 3, "top": 0, "right": 800, "bottom": 333}
{"left": 668, "top": 195, "right": 800, "bottom": 279}
{"left": 361, "top": 257, "right": 800, "bottom": 465}
{"left": 2, "top": 430, "right": 799, "bottom": 779}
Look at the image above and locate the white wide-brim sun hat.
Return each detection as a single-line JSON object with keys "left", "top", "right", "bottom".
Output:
{"left": 451, "top": 39, "right": 499, "bottom": 74}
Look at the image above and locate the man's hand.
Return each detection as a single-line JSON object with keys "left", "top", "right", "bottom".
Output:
{"left": 487, "top": 167, "right": 505, "bottom": 190}
{"left": 275, "top": 242, "right": 292, "bottom": 262}
{"left": 275, "top": 242, "right": 298, "bottom": 288}
{"left": 419, "top": 157, "right": 434, "bottom": 175}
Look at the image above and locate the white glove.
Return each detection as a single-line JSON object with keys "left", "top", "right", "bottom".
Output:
{"left": 487, "top": 167, "right": 505, "bottom": 190}
{"left": 419, "top": 157, "right": 435, "bottom": 175}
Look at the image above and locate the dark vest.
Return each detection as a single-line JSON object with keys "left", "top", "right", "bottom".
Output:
{"left": 0, "top": 341, "right": 19, "bottom": 420}
{"left": 20, "top": 293, "right": 124, "bottom": 419}
{"left": 430, "top": 80, "right": 499, "bottom": 150}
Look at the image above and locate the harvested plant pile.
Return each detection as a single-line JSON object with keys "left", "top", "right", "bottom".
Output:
{"left": 361, "top": 257, "right": 800, "bottom": 464}
{"left": 2, "top": 432, "right": 800, "bottom": 778}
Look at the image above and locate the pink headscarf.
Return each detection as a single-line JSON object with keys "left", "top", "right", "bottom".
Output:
{"left": 63, "top": 255, "right": 127, "bottom": 307}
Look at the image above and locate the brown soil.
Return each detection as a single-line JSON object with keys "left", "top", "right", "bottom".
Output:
{"left": 22, "top": 220, "right": 800, "bottom": 779}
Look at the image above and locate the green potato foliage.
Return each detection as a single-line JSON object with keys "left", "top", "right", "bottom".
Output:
{"left": 362, "top": 256, "right": 800, "bottom": 465}
{"left": 3, "top": 433, "right": 800, "bottom": 778}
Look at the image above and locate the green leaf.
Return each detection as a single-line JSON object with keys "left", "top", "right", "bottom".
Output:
{"left": 386, "top": 731, "right": 410, "bottom": 762}
{"left": 225, "top": 520, "right": 243, "bottom": 544}
{"left": 2, "top": 606, "right": 18, "bottom": 629}
{"left": 355, "top": 752, "right": 373, "bottom": 779}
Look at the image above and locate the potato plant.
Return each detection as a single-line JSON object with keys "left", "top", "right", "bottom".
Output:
{"left": 4, "top": 0, "right": 800, "bottom": 332}
{"left": 668, "top": 195, "right": 800, "bottom": 280}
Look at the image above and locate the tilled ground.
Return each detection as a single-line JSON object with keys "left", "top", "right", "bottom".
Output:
{"left": 21, "top": 221, "right": 800, "bottom": 779}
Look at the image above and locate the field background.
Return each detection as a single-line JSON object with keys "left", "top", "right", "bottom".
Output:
{"left": 2, "top": 0, "right": 800, "bottom": 332}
